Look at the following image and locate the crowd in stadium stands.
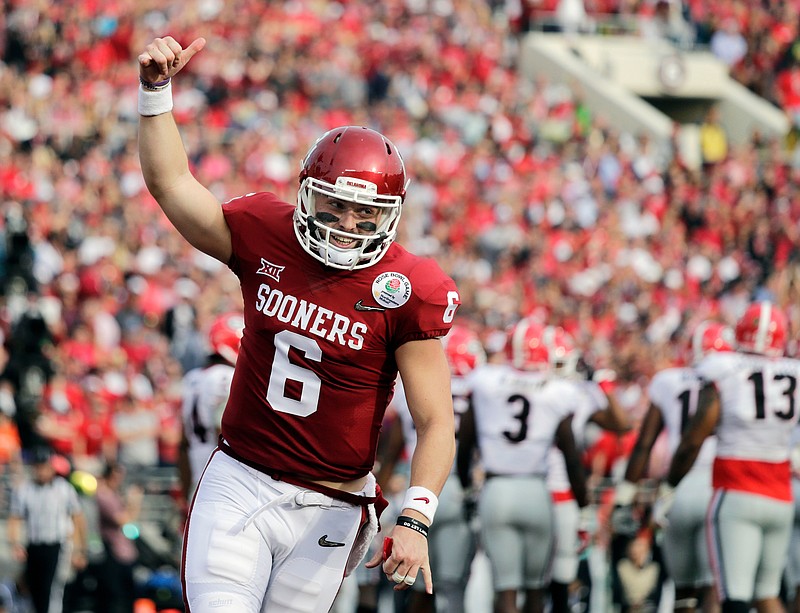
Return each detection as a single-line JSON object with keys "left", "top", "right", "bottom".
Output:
{"left": 1, "top": 0, "right": 800, "bottom": 610}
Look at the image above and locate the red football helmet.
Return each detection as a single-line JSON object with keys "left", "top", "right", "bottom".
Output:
{"left": 442, "top": 325, "right": 486, "bottom": 377}
{"left": 294, "top": 126, "right": 407, "bottom": 270}
{"left": 506, "top": 318, "right": 550, "bottom": 371}
{"left": 209, "top": 312, "right": 245, "bottom": 365}
{"left": 542, "top": 325, "right": 579, "bottom": 376}
{"left": 691, "top": 321, "right": 735, "bottom": 363}
{"left": 735, "top": 301, "right": 787, "bottom": 357}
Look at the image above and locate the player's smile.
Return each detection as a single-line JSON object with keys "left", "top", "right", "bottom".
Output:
{"left": 316, "top": 197, "right": 379, "bottom": 249}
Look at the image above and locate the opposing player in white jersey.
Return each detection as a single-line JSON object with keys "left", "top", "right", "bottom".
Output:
{"left": 615, "top": 321, "right": 734, "bottom": 613}
{"left": 457, "top": 317, "right": 588, "bottom": 613}
{"left": 178, "top": 312, "right": 243, "bottom": 501}
{"left": 543, "top": 326, "right": 630, "bottom": 613}
{"left": 376, "top": 324, "right": 486, "bottom": 613}
{"left": 664, "top": 302, "right": 800, "bottom": 613}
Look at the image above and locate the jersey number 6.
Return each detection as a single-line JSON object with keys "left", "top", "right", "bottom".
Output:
{"left": 267, "top": 330, "right": 322, "bottom": 417}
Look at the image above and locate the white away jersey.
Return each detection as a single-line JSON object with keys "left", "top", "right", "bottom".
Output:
{"left": 648, "top": 366, "right": 716, "bottom": 469}
{"left": 469, "top": 364, "right": 583, "bottom": 477}
{"left": 547, "top": 379, "right": 607, "bottom": 492}
{"left": 696, "top": 352, "right": 800, "bottom": 463}
{"left": 391, "top": 373, "right": 472, "bottom": 468}
{"left": 182, "top": 363, "right": 235, "bottom": 485}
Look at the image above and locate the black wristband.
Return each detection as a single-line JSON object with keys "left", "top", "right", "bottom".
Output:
{"left": 396, "top": 515, "right": 429, "bottom": 538}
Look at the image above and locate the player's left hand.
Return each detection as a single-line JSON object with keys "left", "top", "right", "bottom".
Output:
{"left": 138, "top": 36, "right": 206, "bottom": 84}
{"left": 576, "top": 505, "right": 593, "bottom": 554}
{"left": 365, "top": 525, "right": 432, "bottom": 594}
{"left": 651, "top": 483, "right": 675, "bottom": 528}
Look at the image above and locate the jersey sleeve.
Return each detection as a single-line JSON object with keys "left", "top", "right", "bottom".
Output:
{"left": 212, "top": 368, "right": 235, "bottom": 429}
{"left": 546, "top": 379, "right": 585, "bottom": 421}
{"left": 695, "top": 352, "right": 736, "bottom": 384}
{"left": 647, "top": 370, "right": 671, "bottom": 408}
{"left": 582, "top": 381, "right": 608, "bottom": 412}
{"left": 221, "top": 192, "right": 289, "bottom": 274}
{"left": 391, "top": 257, "right": 460, "bottom": 347}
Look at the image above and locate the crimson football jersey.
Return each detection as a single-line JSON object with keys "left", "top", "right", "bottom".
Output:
{"left": 220, "top": 192, "right": 460, "bottom": 481}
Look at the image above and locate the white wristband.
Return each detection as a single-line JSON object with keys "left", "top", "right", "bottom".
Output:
{"left": 138, "top": 82, "right": 173, "bottom": 116}
{"left": 400, "top": 486, "right": 439, "bottom": 524}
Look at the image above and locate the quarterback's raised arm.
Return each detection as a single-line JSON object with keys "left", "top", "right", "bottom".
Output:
{"left": 137, "top": 36, "right": 232, "bottom": 263}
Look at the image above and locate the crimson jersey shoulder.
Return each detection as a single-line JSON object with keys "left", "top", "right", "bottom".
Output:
{"left": 221, "top": 192, "right": 294, "bottom": 266}
{"left": 382, "top": 244, "right": 460, "bottom": 342}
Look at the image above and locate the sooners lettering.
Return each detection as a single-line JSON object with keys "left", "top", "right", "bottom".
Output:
{"left": 255, "top": 283, "right": 366, "bottom": 350}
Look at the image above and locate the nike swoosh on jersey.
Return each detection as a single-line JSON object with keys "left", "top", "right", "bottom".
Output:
{"left": 354, "top": 300, "right": 386, "bottom": 312}
{"left": 318, "top": 535, "right": 346, "bottom": 548}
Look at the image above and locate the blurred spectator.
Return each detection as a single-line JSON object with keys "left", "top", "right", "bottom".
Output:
{"left": 2, "top": 295, "right": 55, "bottom": 447}
{"left": 775, "top": 51, "right": 800, "bottom": 137}
{"left": 710, "top": 17, "right": 748, "bottom": 68}
{"left": 34, "top": 372, "right": 87, "bottom": 460}
{"left": 1, "top": 201, "right": 36, "bottom": 294}
{"left": 638, "top": 0, "right": 694, "bottom": 47}
{"left": 616, "top": 532, "right": 662, "bottom": 613}
{"left": 112, "top": 393, "right": 159, "bottom": 469}
{"left": 556, "top": 0, "right": 591, "bottom": 34}
{"left": 75, "top": 392, "right": 117, "bottom": 475}
{"left": 161, "top": 277, "right": 205, "bottom": 373}
{"left": 95, "top": 461, "right": 142, "bottom": 613}
{"left": 0, "top": 380, "right": 21, "bottom": 471}
{"left": 699, "top": 105, "right": 728, "bottom": 168}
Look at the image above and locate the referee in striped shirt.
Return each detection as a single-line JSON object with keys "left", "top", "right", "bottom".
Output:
{"left": 7, "top": 447, "right": 87, "bottom": 613}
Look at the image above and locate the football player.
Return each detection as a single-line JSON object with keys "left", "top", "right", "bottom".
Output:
{"left": 375, "top": 324, "right": 486, "bottom": 613}
{"left": 544, "top": 325, "right": 630, "bottom": 613}
{"left": 178, "top": 311, "right": 244, "bottom": 502}
{"left": 139, "top": 37, "right": 460, "bottom": 613}
{"left": 664, "top": 302, "right": 800, "bottom": 613}
{"left": 614, "top": 320, "right": 734, "bottom": 613}
{"left": 457, "top": 317, "right": 588, "bottom": 613}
